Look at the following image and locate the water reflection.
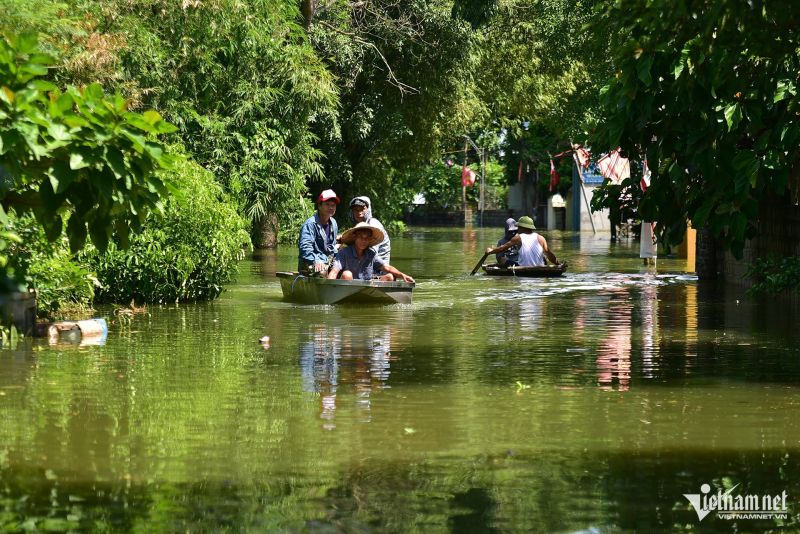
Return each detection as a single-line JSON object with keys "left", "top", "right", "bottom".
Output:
{"left": 596, "top": 289, "right": 632, "bottom": 391}
{"left": 2, "top": 229, "right": 800, "bottom": 532}
{"left": 639, "top": 283, "right": 658, "bottom": 379}
{"left": 299, "top": 321, "right": 400, "bottom": 428}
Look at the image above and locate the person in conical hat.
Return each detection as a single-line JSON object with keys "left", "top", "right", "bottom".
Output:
{"left": 327, "top": 222, "right": 414, "bottom": 283}
{"left": 484, "top": 216, "right": 557, "bottom": 267}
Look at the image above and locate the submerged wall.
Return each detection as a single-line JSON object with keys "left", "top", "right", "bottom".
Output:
{"left": 696, "top": 199, "right": 800, "bottom": 285}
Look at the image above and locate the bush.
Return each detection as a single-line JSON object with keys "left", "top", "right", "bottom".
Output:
{"left": 85, "top": 160, "right": 251, "bottom": 303}
{"left": 6, "top": 213, "right": 96, "bottom": 317}
{"left": 385, "top": 220, "right": 408, "bottom": 235}
{"left": 746, "top": 256, "right": 800, "bottom": 296}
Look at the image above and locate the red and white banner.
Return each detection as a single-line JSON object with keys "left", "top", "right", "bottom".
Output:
{"left": 597, "top": 149, "right": 631, "bottom": 184}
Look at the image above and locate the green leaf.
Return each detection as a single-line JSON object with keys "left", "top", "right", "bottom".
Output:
{"left": 47, "top": 123, "right": 71, "bottom": 142}
{"left": 67, "top": 215, "right": 87, "bottom": 253}
{"left": 30, "top": 79, "right": 56, "bottom": 91}
{"left": 89, "top": 219, "right": 110, "bottom": 251}
{"left": 83, "top": 83, "right": 105, "bottom": 102}
{"left": 48, "top": 160, "right": 77, "bottom": 193}
{"left": 122, "top": 130, "right": 147, "bottom": 152}
{"left": 105, "top": 147, "right": 126, "bottom": 178}
{"left": 729, "top": 212, "right": 747, "bottom": 241}
{"left": 693, "top": 196, "right": 715, "bottom": 228}
{"left": 732, "top": 150, "right": 759, "bottom": 189}
{"left": 637, "top": 54, "right": 653, "bottom": 86}
{"left": 41, "top": 212, "right": 63, "bottom": 241}
{"left": 114, "top": 218, "right": 131, "bottom": 249}
{"left": 69, "top": 152, "right": 89, "bottom": 170}
{"left": 774, "top": 79, "right": 795, "bottom": 103}
{"left": 724, "top": 103, "right": 742, "bottom": 130}
{"left": 63, "top": 115, "right": 90, "bottom": 128}
{"left": 15, "top": 33, "right": 38, "bottom": 55}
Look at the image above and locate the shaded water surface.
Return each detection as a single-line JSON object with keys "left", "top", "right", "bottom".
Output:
{"left": 2, "top": 229, "right": 799, "bottom": 532}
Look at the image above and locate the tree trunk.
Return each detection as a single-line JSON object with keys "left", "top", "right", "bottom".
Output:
{"left": 253, "top": 213, "right": 279, "bottom": 249}
{"left": 695, "top": 226, "right": 719, "bottom": 280}
{"left": 300, "top": 0, "right": 316, "bottom": 30}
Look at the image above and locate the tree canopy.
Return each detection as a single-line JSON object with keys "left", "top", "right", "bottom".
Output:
{"left": 591, "top": 0, "right": 800, "bottom": 256}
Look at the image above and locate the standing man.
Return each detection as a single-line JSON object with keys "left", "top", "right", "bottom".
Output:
{"left": 298, "top": 189, "right": 340, "bottom": 274}
{"left": 485, "top": 216, "right": 557, "bottom": 267}
{"left": 349, "top": 196, "right": 390, "bottom": 263}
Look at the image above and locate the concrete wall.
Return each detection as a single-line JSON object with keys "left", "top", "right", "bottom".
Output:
{"left": 405, "top": 209, "right": 467, "bottom": 226}
{"left": 696, "top": 199, "right": 800, "bottom": 285}
{"left": 571, "top": 182, "right": 610, "bottom": 233}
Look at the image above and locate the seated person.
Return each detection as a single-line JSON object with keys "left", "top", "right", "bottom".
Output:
{"left": 327, "top": 222, "right": 415, "bottom": 283}
{"left": 349, "top": 196, "right": 390, "bottom": 263}
{"left": 496, "top": 218, "right": 520, "bottom": 267}
{"left": 298, "top": 189, "right": 339, "bottom": 274}
{"left": 484, "top": 216, "right": 557, "bottom": 267}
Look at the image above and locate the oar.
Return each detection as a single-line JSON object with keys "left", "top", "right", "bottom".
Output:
{"left": 470, "top": 251, "right": 490, "bottom": 276}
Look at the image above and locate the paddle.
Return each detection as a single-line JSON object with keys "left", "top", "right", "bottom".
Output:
{"left": 470, "top": 251, "right": 490, "bottom": 276}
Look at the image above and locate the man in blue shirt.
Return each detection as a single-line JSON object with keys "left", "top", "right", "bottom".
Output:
{"left": 298, "top": 189, "right": 340, "bottom": 274}
{"left": 327, "top": 223, "right": 414, "bottom": 283}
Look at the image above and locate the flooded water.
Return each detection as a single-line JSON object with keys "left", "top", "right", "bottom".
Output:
{"left": 1, "top": 228, "right": 799, "bottom": 532}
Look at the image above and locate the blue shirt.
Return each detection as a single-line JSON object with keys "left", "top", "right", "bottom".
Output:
{"left": 298, "top": 214, "right": 338, "bottom": 270}
{"left": 332, "top": 246, "right": 386, "bottom": 280}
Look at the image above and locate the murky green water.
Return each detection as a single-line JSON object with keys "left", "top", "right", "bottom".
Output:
{"left": 2, "top": 228, "right": 799, "bottom": 532}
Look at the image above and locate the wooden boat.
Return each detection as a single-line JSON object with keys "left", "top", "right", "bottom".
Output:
{"left": 276, "top": 272, "right": 415, "bottom": 304}
{"left": 481, "top": 262, "right": 567, "bottom": 277}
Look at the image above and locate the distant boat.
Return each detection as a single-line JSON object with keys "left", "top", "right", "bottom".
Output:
{"left": 481, "top": 263, "right": 567, "bottom": 277}
{"left": 276, "top": 272, "right": 415, "bottom": 304}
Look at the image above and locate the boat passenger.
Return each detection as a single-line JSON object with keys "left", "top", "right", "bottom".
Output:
{"left": 495, "top": 217, "right": 520, "bottom": 267}
{"left": 327, "top": 222, "right": 415, "bottom": 283}
{"left": 298, "top": 189, "right": 340, "bottom": 274}
{"left": 349, "top": 196, "right": 390, "bottom": 263}
{"left": 484, "top": 216, "right": 557, "bottom": 267}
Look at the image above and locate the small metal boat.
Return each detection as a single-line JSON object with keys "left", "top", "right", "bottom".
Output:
{"left": 276, "top": 272, "right": 415, "bottom": 304}
{"left": 481, "top": 263, "right": 567, "bottom": 277}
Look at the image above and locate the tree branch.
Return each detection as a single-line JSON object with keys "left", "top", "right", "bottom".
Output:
{"left": 318, "top": 20, "right": 418, "bottom": 95}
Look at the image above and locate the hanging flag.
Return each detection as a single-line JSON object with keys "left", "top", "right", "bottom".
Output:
{"left": 597, "top": 149, "right": 631, "bottom": 184}
{"left": 549, "top": 159, "right": 560, "bottom": 192}
{"left": 517, "top": 159, "right": 523, "bottom": 183}
{"left": 461, "top": 165, "right": 476, "bottom": 187}
{"left": 641, "top": 159, "right": 651, "bottom": 191}
{"left": 572, "top": 144, "right": 591, "bottom": 168}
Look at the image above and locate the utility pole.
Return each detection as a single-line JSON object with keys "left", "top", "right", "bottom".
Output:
{"left": 463, "top": 135, "right": 486, "bottom": 227}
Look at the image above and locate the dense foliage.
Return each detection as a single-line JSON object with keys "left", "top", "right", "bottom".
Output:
{"left": 591, "top": 0, "right": 800, "bottom": 256}
{"left": 85, "top": 159, "right": 250, "bottom": 303}
{"left": 0, "top": 33, "right": 176, "bottom": 290}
